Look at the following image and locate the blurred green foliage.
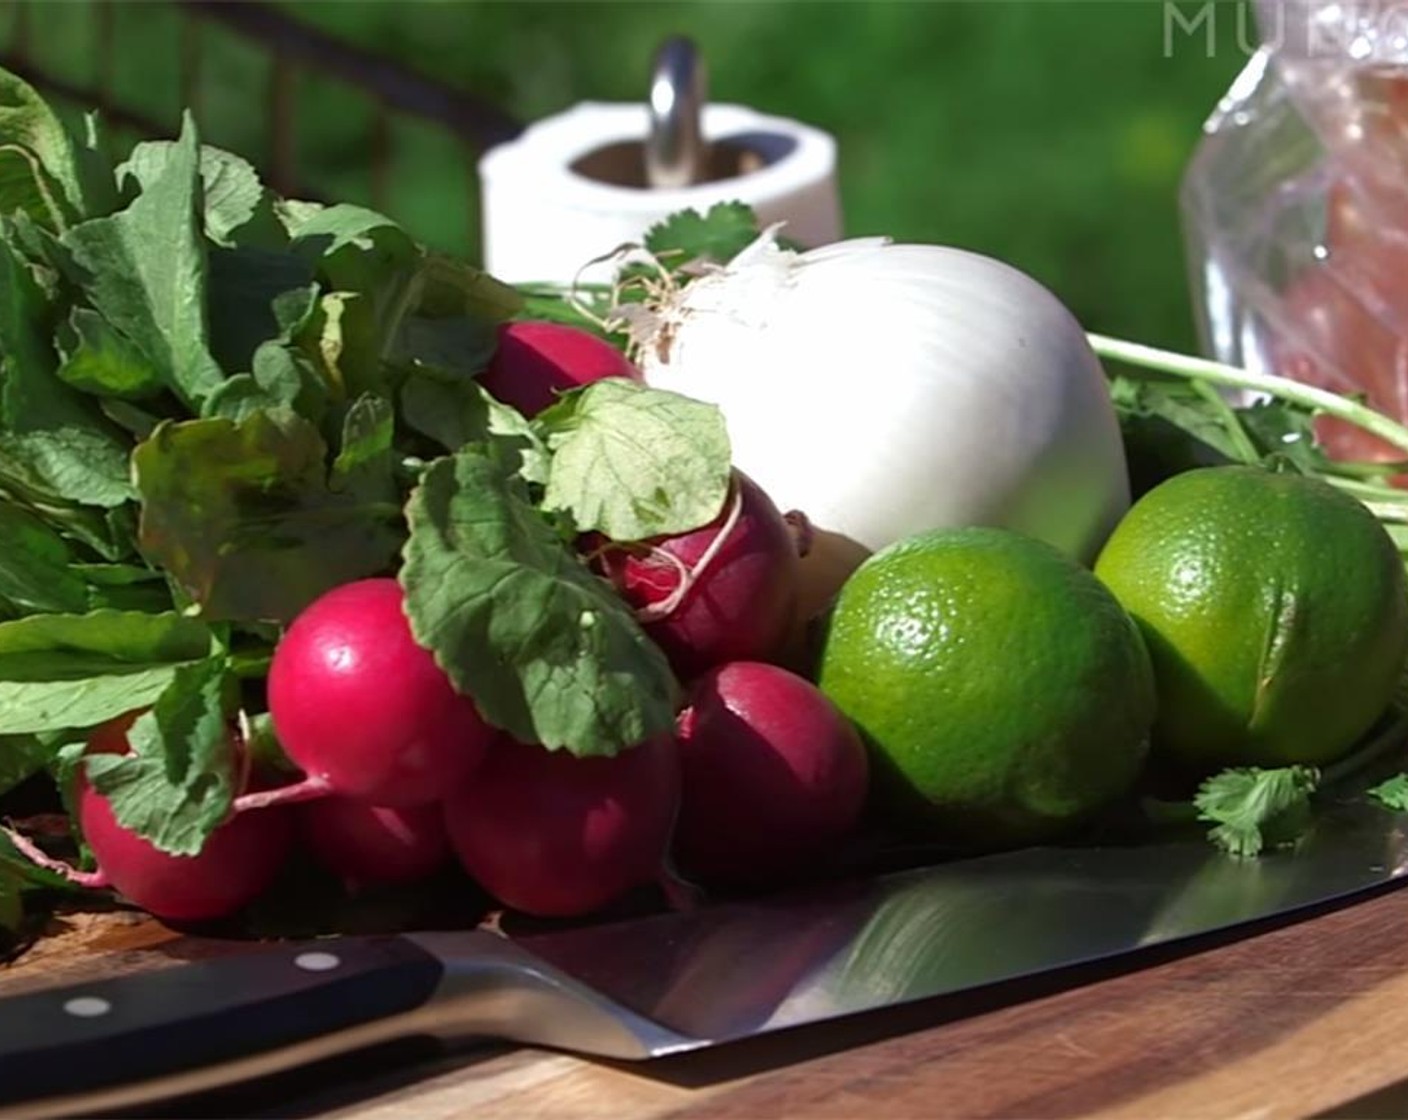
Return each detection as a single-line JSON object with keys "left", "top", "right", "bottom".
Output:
{"left": 3, "top": 0, "right": 1250, "bottom": 349}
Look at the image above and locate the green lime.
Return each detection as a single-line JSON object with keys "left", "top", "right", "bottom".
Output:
{"left": 817, "top": 526, "right": 1155, "bottom": 845}
{"left": 1094, "top": 466, "right": 1408, "bottom": 773}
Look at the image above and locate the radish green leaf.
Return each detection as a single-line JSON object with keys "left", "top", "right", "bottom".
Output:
{"left": 0, "top": 610, "right": 213, "bottom": 735}
{"left": 133, "top": 411, "right": 403, "bottom": 622}
{"left": 0, "top": 69, "right": 89, "bottom": 221}
{"left": 61, "top": 113, "right": 225, "bottom": 410}
{"left": 535, "top": 379, "right": 730, "bottom": 540}
{"left": 85, "top": 656, "right": 235, "bottom": 856}
{"left": 401, "top": 449, "right": 677, "bottom": 756}
{"left": 55, "top": 307, "right": 163, "bottom": 400}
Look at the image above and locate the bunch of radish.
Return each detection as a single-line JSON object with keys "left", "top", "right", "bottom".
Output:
{"left": 52, "top": 322, "right": 871, "bottom": 925}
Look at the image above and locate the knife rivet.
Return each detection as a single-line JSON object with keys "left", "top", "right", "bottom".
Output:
{"left": 63, "top": 996, "right": 112, "bottom": 1018}
{"left": 294, "top": 951, "right": 342, "bottom": 972}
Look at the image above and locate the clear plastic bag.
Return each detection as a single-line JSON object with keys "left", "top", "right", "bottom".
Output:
{"left": 1182, "top": 0, "right": 1408, "bottom": 462}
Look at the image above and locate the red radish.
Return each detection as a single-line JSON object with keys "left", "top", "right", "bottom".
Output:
{"left": 596, "top": 472, "right": 804, "bottom": 680}
{"left": 480, "top": 320, "right": 640, "bottom": 418}
{"left": 301, "top": 798, "right": 450, "bottom": 888}
{"left": 674, "top": 662, "right": 868, "bottom": 887}
{"left": 77, "top": 775, "right": 294, "bottom": 923}
{"left": 443, "top": 735, "right": 679, "bottom": 918}
{"left": 87, "top": 710, "right": 141, "bottom": 756}
{"left": 2, "top": 715, "right": 293, "bottom": 923}
{"left": 267, "top": 579, "right": 493, "bottom": 808}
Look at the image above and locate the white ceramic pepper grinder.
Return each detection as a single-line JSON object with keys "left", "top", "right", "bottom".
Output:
{"left": 478, "top": 36, "right": 843, "bottom": 284}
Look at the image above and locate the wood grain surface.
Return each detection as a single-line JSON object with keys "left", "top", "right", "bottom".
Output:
{"left": 8, "top": 887, "right": 1408, "bottom": 1119}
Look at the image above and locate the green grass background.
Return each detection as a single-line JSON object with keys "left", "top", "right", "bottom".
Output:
{"left": 4, "top": 0, "right": 1252, "bottom": 350}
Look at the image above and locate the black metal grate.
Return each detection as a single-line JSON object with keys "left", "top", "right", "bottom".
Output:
{"left": 0, "top": 0, "right": 522, "bottom": 246}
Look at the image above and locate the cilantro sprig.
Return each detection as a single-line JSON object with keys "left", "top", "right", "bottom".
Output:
{"left": 1193, "top": 766, "right": 1319, "bottom": 860}
{"left": 1099, "top": 336, "right": 1408, "bottom": 562}
{"left": 1165, "top": 678, "right": 1408, "bottom": 859}
{"left": 1369, "top": 773, "right": 1408, "bottom": 811}
{"left": 516, "top": 200, "right": 763, "bottom": 338}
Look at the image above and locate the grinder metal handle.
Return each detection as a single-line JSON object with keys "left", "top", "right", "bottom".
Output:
{"left": 645, "top": 36, "right": 708, "bottom": 188}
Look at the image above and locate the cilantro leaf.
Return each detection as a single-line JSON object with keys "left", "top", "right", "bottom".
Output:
{"left": 132, "top": 410, "right": 403, "bottom": 622}
{"left": 644, "top": 202, "right": 760, "bottom": 270}
{"left": 84, "top": 656, "right": 234, "bottom": 855}
{"left": 1369, "top": 773, "right": 1408, "bottom": 811}
{"left": 1109, "top": 369, "right": 1366, "bottom": 499}
{"left": 1122, "top": 378, "right": 1252, "bottom": 463}
{"left": 61, "top": 112, "right": 226, "bottom": 409}
{"left": 1238, "top": 400, "right": 1337, "bottom": 475}
{"left": 1110, "top": 375, "right": 1238, "bottom": 489}
{"left": 1193, "top": 765, "right": 1320, "bottom": 859}
{"left": 400, "top": 449, "right": 678, "bottom": 756}
{"left": 535, "top": 379, "right": 731, "bottom": 540}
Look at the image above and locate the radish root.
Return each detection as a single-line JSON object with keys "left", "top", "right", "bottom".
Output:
{"left": 231, "top": 774, "right": 333, "bottom": 814}
{"left": 656, "top": 864, "right": 703, "bottom": 912}
{"left": 633, "top": 483, "right": 745, "bottom": 624}
{"left": 1, "top": 823, "right": 109, "bottom": 889}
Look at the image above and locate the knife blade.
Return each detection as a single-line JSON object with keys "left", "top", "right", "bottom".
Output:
{"left": 5, "top": 782, "right": 1408, "bottom": 1120}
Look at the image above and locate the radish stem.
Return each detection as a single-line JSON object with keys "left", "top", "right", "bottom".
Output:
{"left": 784, "top": 509, "right": 815, "bottom": 559}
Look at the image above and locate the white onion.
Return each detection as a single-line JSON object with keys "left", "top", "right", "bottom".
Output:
{"left": 628, "top": 230, "right": 1130, "bottom": 564}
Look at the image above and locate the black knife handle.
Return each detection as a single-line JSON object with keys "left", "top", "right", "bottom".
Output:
{"left": 0, "top": 935, "right": 444, "bottom": 1110}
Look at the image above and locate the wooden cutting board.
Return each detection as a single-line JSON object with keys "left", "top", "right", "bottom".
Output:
{"left": 7, "top": 888, "right": 1408, "bottom": 1119}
